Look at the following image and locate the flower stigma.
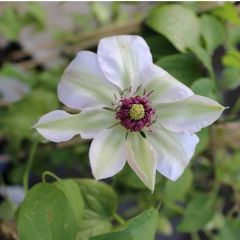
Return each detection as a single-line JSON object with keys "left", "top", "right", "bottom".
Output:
{"left": 129, "top": 104, "right": 145, "bottom": 120}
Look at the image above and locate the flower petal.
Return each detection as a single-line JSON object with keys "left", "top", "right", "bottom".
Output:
{"left": 89, "top": 126, "right": 127, "bottom": 180}
{"left": 97, "top": 35, "right": 153, "bottom": 91}
{"left": 156, "top": 95, "right": 225, "bottom": 133}
{"left": 147, "top": 123, "right": 199, "bottom": 181}
{"left": 58, "top": 51, "right": 116, "bottom": 110}
{"left": 34, "top": 109, "right": 115, "bottom": 142}
{"left": 126, "top": 133, "right": 157, "bottom": 191}
{"left": 140, "top": 64, "right": 193, "bottom": 104}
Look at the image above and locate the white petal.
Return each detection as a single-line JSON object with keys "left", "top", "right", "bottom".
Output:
{"left": 140, "top": 64, "right": 193, "bottom": 104}
{"left": 97, "top": 35, "right": 153, "bottom": 91}
{"left": 126, "top": 133, "right": 157, "bottom": 191}
{"left": 58, "top": 51, "right": 116, "bottom": 110}
{"left": 89, "top": 127, "right": 127, "bottom": 180}
{"left": 34, "top": 109, "right": 115, "bottom": 142}
{"left": 156, "top": 95, "right": 225, "bottom": 133}
{"left": 147, "top": 123, "right": 199, "bottom": 181}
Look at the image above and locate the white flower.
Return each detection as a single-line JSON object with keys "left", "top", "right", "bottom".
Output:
{"left": 34, "top": 35, "right": 225, "bottom": 191}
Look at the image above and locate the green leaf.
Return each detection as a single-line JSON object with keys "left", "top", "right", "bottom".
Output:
{"left": 219, "top": 218, "right": 240, "bottom": 240}
{"left": 212, "top": 3, "right": 240, "bottom": 25}
{"left": 146, "top": 4, "right": 200, "bottom": 52}
{"left": 145, "top": 35, "right": 178, "bottom": 61}
{"left": 76, "top": 179, "right": 117, "bottom": 217}
{"left": 54, "top": 179, "right": 84, "bottom": 224}
{"left": 75, "top": 179, "right": 118, "bottom": 240}
{"left": 115, "top": 165, "right": 146, "bottom": 189}
{"left": 23, "top": 2, "right": 46, "bottom": 30}
{"left": 189, "top": 45, "right": 214, "bottom": 79}
{"left": 77, "top": 210, "right": 112, "bottom": 240}
{"left": 91, "top": 2, "right": 111, "bottom": 25}
{"left": 164, "top": 169, "right": 193, "bottom": 202}
{"left": 0, "top": 63, "right": 33, "bottom": 86}
{"left": 17, "top": 181, "right": 84, "bottom": 240}
{"left": 200, "top": 14, "right": 226, "bottom": 54}
{"left": 3, "top": 89, "right": 59, "bottom": 140}
{"left": 157, "top": 215, "right": 172, "bottom": 236}
{"left": 205, "top": 213, "right": 225, "bottom": 231}
{"left": 156, "top": 53, "right": 202, "bottom": 86}
{"left": 227, "top": 27, "right": 240, "bottom": 50}
{"left": 222, "top": 51, "right": 240, "bottom": 68}
{"left": 0, "top": 199, "right": 16, "bottom": 221}
{"left": 221, "top": 68, "right": 240, "bottom": 90}
{"left": 191, "top": 78, "right": 217, "bottom": 99}
{"left": 0, "top": 8, "right": 22, "bottom": 40}
{"left": 90, "top": 208, "right": 158, "bottom": 240}
{"left": 178, "top": 194, "right": 214, "bottom": 232}
{"left": 195, "top": 128, "right": 210, "bottom": 156}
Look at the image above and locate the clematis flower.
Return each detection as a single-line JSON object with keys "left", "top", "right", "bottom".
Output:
{"left": 34, "top": 35, "right": 225, "bottom": 191}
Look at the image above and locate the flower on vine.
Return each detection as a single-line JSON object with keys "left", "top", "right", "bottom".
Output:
{"left": 34, "top": 35, "right": 225, "bottom": 191}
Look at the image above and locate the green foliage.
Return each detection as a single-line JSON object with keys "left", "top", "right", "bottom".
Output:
{"left": 164, "top": 169, "right": 193, "bottom": 202}
{"left": 76, "top": 179, "right": 118, "bottom": 239}
{"left": 146, "top": 4, "right": 200, "bottom": 52}
{"left": 145, "top": 35, "right": 178, "bottom": 60}
{"left": 0, "top": 3, "right": 46, "bottom": 40}
{"left": 178, "top": 194, "right": 215, "bottom": 232}
{"left": 212, "top": 3, "right": 240, "bottom": 25}
{"left": 222, "top": 51, "right": 240, "bottom": 69}
{"left": 157, "top": 215, "right": 172, "bottom": 236}
{"left": 0, "top": 199, "right": 16, "bottom": 221}
{"left": 219, "top": 218, "right": 240, "bottom": 240}
{"left": 156, "top": 53, "right": 202, "bottom": 86}
{"left": 91, "top": 2, "right": 112, "bottom": 26}
{"left": 23, "top": 2, "right": 46, "bottom": 30}
{"left": 191, "top": 78, "right": 217, "bottom": 99}
{"left": 3, "top": 89, "right": 59, "bottom": 140}
{"left": 221, "top": 68, "right": 240, "bottom": 90}
{"left": 188, "top": 45, "right": 214, "bottom": 79}
{"left": 200, "top": 14, "right": 226, "bottom": 54}
{"left": 195, "top": 128, "right": 210, "bottom": 155}
{"left": 17, "top": 181, "right": 84, "bottom": 240}
{"left": 90, "top": 208, "right": 158, "bottom": 240}
{"left": 0, "top": 8, "right": 24, "bottom": 40}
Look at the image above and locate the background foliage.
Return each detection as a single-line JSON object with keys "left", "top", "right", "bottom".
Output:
{"left": 0, "top": 2, "right": 240, "bottom": 240}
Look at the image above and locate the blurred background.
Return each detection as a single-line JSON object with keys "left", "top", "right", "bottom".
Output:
{"left": 0, "top": 2, "right": 240, "bottom": 240}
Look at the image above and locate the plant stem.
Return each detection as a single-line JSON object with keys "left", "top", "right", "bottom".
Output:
{"left": 166, "top": 201, "right": 185, "bottom": 215}
{"left": 42, "top": 171, "right": 61, "bottom": 183}
{"left": 114, "top": 213, "right": 125, "bottom": 225}
{"left": 159, "top": 195, "right": 184, "bottom": 214}
{"left": 191, "top": 232, "right": 200, "bottom": 240}
{"left": 23, "top": 141, "right": 38, "bottom": 194}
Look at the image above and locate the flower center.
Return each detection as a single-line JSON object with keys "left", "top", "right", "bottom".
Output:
{"left": 129, "top": 104, "right": 145, "bottom": 120}
{"left": 116, "top": 96, "right": 155, "bottom": 132}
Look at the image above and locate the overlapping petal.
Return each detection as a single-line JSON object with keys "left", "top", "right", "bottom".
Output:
{"left": 156, "top": 95, "right": 225, "bottom": 133}
{"left": 58, "top": 51, "right": 116, "bottom": 110}
{"left": 34, "top": 109, "right": 116, "bottom": 142}
{"left": 140, "top": 64, "right": 193, "bottom": 104}
{"left": 126, "top": 133, "right": 157, "bottom": 191}
{"left": 147, "top": 123, "right": 199, "bottom": 181}
{"left": 89, "top": 126, "right": 127, "bottom": 180}
{"left": 97, "top": 35, "right": 153, "bottom": 91}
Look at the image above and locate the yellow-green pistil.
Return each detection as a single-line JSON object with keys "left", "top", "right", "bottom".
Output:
{"left": 129, "top": 104, "right": 145, "bottom": 120}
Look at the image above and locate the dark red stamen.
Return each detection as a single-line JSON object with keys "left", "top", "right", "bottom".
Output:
{"left": 116, "top": 96, "right": 155, "bottom": 132}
